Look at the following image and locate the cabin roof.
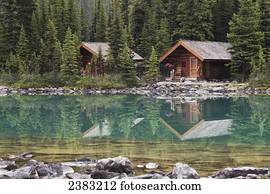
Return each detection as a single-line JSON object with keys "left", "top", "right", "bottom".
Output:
{"left": 160, "top": 40, "right": 232, "bottom": 62}
{"left": 81, "top": 42, "right": 144, "bottom": 61}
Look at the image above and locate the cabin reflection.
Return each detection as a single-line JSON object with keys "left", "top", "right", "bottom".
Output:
{"left": 160, "top": 98, "right": 232, "bottom": 140}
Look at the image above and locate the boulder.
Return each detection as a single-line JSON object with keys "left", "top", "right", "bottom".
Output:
{"left": 66, "top": 173, "right": 91, "bottom": 179}
{"left": 4, "top": 166, "right": 38, "bottom": 179}
{"left": 170, "top": 163, "right": 200, "bottom": 179}
{"left": 91, "top": 170, "right": 120, "bottom": 179}
{"left": 96, "top": 156, "right": 133, "bottom": 174}
{"left": 211, "top": 167, "right": 269, "bottom": 179}
{"left": 0, "top": 160, "right": 15, "bottom": 169}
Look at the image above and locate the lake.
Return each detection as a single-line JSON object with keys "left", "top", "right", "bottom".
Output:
{"left": 0, "top": 95, "right": 269, "bottom": 176}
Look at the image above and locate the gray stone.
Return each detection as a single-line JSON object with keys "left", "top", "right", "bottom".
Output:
{"left": 211, "top": 167, "right": 269, "bottom": 179}
{"left": 61, "top": 161, "right": 96, "bottom": 168}
{"left": 170, "top": 163, "right": 200, "bottom": 179}
{"left": 66, "top": 173, "right": 91, "bottom": 179}
{"left": 4, "top": 166, "right": 38, "bottom": 179}
{"left": 91, "top": 170, "right": 120, "bottom": 179}
{"left": 0, "top": 160, "right": 15, "bottom": 169}
{"left": 96, "top": 156, "right": 133, "bottom": 174}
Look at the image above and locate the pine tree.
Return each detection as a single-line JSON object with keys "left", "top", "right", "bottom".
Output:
{"left": 228, "top": 0, "right": 264, "bottom": 81}
{"left": 40, "top": 20, "right": 62, "bottom": 73}
{"left": 156, "top": 19, "right": 170, "bottom": 56}
{"left": 0, "top": 22, "right": 9, "bottom": 66}
{"left": 251, "top": 46, "right": 266, "bottom": 80}
{"left": 31, "top": 10, "right": 41, "bottom": 52}
{"left": 119, "top": 43, "right": 137, "bottom": 86}
{"left": 5, "top": 53, "right": 21, "bottom": 74}
{"left": 39, "top": 0, "right": 49, "bottom": 38}
{"left": 80, "top": 6, "right": 90, "bottom": 41}
{"left": 146, "top": 47, "right": 160, "bottom": 83}
{"left": 258, "top": 0, "right": 270, "bottom": 63}
{"left": 95, "top": 0, "right": 107, "bottom": 41}
{"left": 0, "top": 0, "right": 20, "bottom": 54}
{"left": 212, "top": 0, "right": 236, "bottom": 41}
{"left": 174, "top": 0, "right": 213, "bottom": 41}
{"left": 108, "top": 0, "right": 126, "bottom": 71}
{"left": 67, "top": 0, "right": 81, "bottom": 38}
{"left": 16, "top": 26, "right": 31, "bottom": 74}
{"left": 61, "top": 28, "right": 80, "bottom": 82}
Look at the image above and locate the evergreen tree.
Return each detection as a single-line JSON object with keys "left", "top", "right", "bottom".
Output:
{"left": 146, "top": 47, "right": 160, "bottom": 83}
{"left": 108, "top": 0, "right": 126, "bottom": 71}
{"left": 67, "top": 0, "right": 81, "bottom": 38}
{"left": 17, "top": 26, "right": 31, "bottom": 64}
{"left": 258, "top": 0, "right": 270, "bottom": 63}
{"left": 174, "top": 0, "right": 213, "bottom": 41}
{"left": 80, "top": 6, "right": 90, "bottom": 41}
{"left": 0, "top": 0, "right": 20, "bottom": 54}
{"left": 228, "top": 0, "right": 264, "bottom": 81}
{"left": 119, "top": 43, "right": 137, "bottom": 86}
{"left": 61, "top": 28, "right": 80, "bottom": 82}
{"left": 95, "top": 0, "right": 107, "bottom": 41}
{"left": 31, "top": 10, "right": 41, "bottom": 52}
{"left": 0, "top": 22, "right": 9, "bottom": 66}
{"left": 212, "top": 0, "right": 236, "bottom": 41}
{"left": 251, "top": 46, "right": 266, "bottom": 80}
{"left": 39, "top": 0, "right": 49, "bottom": 38}
{"left": 156, "top": 19, "right": 170, "bottom": 56}
{"left": 40, "top": 20, "right": 62, "bottom": 73}
{"left": 5, "top": 53, "right": 21, "bottom": 74}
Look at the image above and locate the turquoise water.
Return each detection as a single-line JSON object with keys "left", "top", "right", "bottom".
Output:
{"left": 0, "top": 95, "right": 269, "bottom": 176}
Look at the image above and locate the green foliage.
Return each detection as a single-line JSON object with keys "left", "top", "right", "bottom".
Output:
{"left": 67, "top": 0, "right": 81, "bottom": 37}
{"left": 108, "top": 0, "right": 126, "bottom": 71}
{"left": 5, "top": 53, "right": 21, "bottom": 74}
{"left": 61, "top": 28, "right": 80, "bottom": 83}
{"left": 39, "top": 20, "right": 62, "bottom": 73}
{"left": 95, "top": 0, "right": 107, "bottom": 41}
{"left": 119, "top": 43, "right": 137, "bottom": 86}
{"left": 76, "top": 74, "right": 126, "bottom": 89}
{"left": 174, "top": 0, "right": 213, "bottom": 40}
{"left": 228, "top": 0, "right": 264, "bottom": 82}
{"left": 145, "top": 47, "right": 160, "bottom": 83}
{"left": 156, "top": 19, "right": 170, "bottom": 56}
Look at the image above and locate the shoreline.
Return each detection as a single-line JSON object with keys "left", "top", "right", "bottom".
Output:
{"left": 0, "top": 154, "right": 269, "bottom": 179}
{"left": 0, "top": 82, "right": 270, "bottom": 97}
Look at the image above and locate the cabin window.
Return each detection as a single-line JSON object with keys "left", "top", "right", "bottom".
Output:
{"left": 191, "top": 58, "right": 198, "bottom": 67}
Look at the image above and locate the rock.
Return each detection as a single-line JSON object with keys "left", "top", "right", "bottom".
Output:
{"left": 36, "top": 165, "right": 52, "bottom": 177}
{"left": 96, "top": 156, "right": 133, "bottom": 174}
{"left": 61, "top": 161, "right": 96, "bottom": 168}
{"left": 266, "top": 88, "right": 270, "bottom": 95}
{"left": 4, "top": 166, "right": 38, "bottom": 179}
{"left": 111, "top": 173, "right": 129, "bottom": 179}
{"left": 0, "top": 160, "right": 15, "bottom": 169}
{"left": 132, "top": 173, "right": 169, "bottom": 179}
{"left": 91, "top": 171, "right": 120, "bottom": 179}
{"left": 136, "top": 165, "right": 144, "bottom": 168}
{"left": 5, "top": 163, "right": 18, "bottom": 171}
{"left": 48, "top": 164, "right": 74, "bottom": 176}
{"left": 145, "top": 163, "right": 159, "bottom": 170}
{"left": 66, "top": 173, "right": 91, "bottom": 179}
{"left": 21, "top": 152, "right": 34, "bottom": 159}
{"left": 211, "top": 167, "right": 269, "bottom": 179}
{"left": 170, "top": 163, "right": 200, "bottom": 179}
{"left": 25, "top": 160, "right": 44, "bottom": 167}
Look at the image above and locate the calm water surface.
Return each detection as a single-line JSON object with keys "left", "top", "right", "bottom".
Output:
{"left": 0, "top": 95, "right": 269, "bottom": 176}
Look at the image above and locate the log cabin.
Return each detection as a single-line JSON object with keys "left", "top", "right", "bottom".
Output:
{"left": 80, "top": 42, "right": 144, "bottom": 76}
{"left": 159, "top": 40, "right": 232, "bottom": 81}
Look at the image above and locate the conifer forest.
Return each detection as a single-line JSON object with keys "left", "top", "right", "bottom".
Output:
{"left": 0, "top": 0, "right": 269, "bottom": 88}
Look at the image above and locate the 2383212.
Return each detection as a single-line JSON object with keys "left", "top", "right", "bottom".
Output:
{"left": 68, "top": 181, "right": 117, "bottom": 191}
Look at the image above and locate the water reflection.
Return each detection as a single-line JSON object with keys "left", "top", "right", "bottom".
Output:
{"left": 0, "top": 95, "right": 270, "bottom": 175}
{"left": 0, "top": 96, "right": 269, "bottom": 144}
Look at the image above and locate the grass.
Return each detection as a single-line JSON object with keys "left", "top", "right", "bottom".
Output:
{"left": 0, "top": 73, "right": 127, "bottom": 89}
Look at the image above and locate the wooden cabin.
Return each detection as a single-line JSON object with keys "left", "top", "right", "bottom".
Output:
{"left": 80, "top": 42, "right": 144, "bottom": 77}
{"left": 159, "top": 40, "right": 232, "bottom": 81}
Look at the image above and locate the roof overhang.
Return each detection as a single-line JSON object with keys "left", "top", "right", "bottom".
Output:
{"left": 159, "top": 41, "right": 205, "bottom": 62}
{"left": 80, "top": 43, "right": 98, "bottom": 57}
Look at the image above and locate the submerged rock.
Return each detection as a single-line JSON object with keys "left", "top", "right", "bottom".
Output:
{"left": 211, "top": 167, "right": 269, "bottom": 179}
{"left": 170, "top": 163, "right": 200, "bottom": 179}
{"left": 145, "top": 163, "right": 159, "bottom": 170}
{"left": 61, "top": 161, "right": 96, "bottom": 168}
{"left": 96, "top": 156, "right": 133, "bottom": 174}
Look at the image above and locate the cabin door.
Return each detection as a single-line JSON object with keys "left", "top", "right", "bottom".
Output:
{"left": 181, "top": 59, "right": 189, "bottom": 77}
